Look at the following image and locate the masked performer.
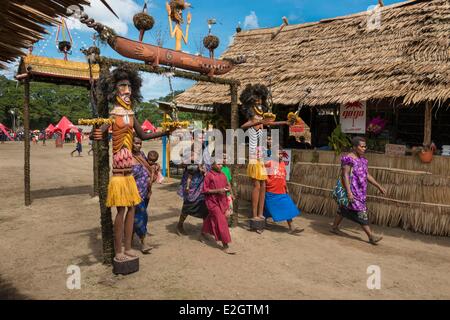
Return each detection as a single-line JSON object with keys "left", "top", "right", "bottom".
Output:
{"left": 94, "top": 65, "right": 174, "bottom": 261}
{"left": 240, "top": 84, "right": 293, "bottom": 233}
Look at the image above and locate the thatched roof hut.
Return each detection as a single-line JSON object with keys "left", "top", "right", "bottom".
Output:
{"left": 176, "top": 0, "right": 450, "bottom": 107}
{"left": 0, "top": 0, "right": 114, "bottom": 69}
{"left": 18, "top": 55, "right": 100, "bottom": 87}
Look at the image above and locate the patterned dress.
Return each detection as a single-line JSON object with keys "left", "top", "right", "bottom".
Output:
{"left": 339, "top": 154, "right": 369, "bottom": 225}
{"left": 132, "top": 152, "right": 150, "bottom": 238}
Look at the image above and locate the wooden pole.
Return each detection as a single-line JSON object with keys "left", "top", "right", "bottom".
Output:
{"left": 424, "top": 101, "right": 432, "bottom": 146}
{"left": 24, "top": 78, "right": 31, "bottom": 206}
{"left": 230, "top": 83, "right": 239, "bottom": 227}
{"left": 97, "top": 61, "right": 114, "bottom": 264}
{"left": 93, "top": 140, "right": 99, "bottom": 196}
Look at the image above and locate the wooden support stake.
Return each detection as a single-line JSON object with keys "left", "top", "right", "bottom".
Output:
{"left": 24, "top": 79, "right": 31, "bottom": 206}
{"left": 93, "top": 140, "right": 99, "bottom": 196}
{"left": 424, "top": 101, "right": 432, "bottom": 146}
{"left": 230, "top": 83, "right": 239, "bottom": 228}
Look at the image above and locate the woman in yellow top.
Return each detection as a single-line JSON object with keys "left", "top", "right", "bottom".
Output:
{"left": 166, "top": 0, "right": 192, "bottom": 51}
{"left": 239, "top": 84, "right": 291, "bottom": 232}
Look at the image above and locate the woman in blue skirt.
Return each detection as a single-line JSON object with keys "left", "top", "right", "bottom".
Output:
{"left": 264, "top": 150, "right": 304, "bottom": 235}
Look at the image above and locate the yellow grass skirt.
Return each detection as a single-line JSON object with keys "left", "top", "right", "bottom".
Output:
{"left": 247, "top": 160, "right": 267, "bottom": 181}
{"left": 106, "top": 175, "right": 142, "bottom": 208}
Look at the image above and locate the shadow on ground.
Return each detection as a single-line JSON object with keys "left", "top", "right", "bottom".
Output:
{"left": 31, "top": 185, "right": 93, "bottom": 199}
{"left": 0, "top": 275, "right": 29, "bottom": 300}
{"left": 64, "top": 227, "right": 104, "bottom": 267}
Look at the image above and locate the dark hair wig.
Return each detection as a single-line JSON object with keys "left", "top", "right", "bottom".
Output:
{"left": 239, "top": 83, "right": 269, "bottom": 119}
{"left": 99, "top": 64, "right": 143, "bottom": 106}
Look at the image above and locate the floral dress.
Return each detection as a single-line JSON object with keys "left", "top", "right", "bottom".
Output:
{"left": 339, "top": 154, "right": 369, "bottom": 225}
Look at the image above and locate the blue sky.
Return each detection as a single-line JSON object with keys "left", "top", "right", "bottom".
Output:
{"left": 2, "top": 0, "right": 404, "bottom": 100}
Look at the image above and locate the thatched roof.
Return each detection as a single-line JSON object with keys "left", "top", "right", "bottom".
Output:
{"left": 0, "top": 0, "right": 114, "bottom": 69}
{"left": 18, "top": 55, "right": 99, "bottom": 87}
{"left": 176, "top": 0, "right": 450, "bottom": 107}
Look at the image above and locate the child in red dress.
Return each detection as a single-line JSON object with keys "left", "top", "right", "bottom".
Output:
{"left": 201, "top": 161, "right": 236, "bottom": 254}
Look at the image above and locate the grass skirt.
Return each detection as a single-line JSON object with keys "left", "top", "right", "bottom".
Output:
{"left": 106, "top": 175, "right": 142, "bottom": 207}
{"left": 247, "top": 160, "right": 267, "bottom": 181}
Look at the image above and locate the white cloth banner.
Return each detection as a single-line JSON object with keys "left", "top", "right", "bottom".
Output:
{"left": 340, "top": 101, "right": 367, "bottom": 134}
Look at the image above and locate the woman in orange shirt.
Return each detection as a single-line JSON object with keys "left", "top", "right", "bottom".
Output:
{"left": 264, "top": 150, "right": 304, "bottom": 234}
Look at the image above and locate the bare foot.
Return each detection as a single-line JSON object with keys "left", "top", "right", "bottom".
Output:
{"left": 288, "top": 227, "right": 305, "bottom": 236}
{"left": 289, "top": 226, "right": 304, "bottom": 233}
{"left": 115, "top": 253, "right": 129, "bottom": 262}
{"left": 330, "top": 226, "right": 341, "bottom": 235}
{"left": 369, "top": 235, "right": 383, "bottom": 245}
{"left": 124, "top": 250, "right": 138, "bottom": 258}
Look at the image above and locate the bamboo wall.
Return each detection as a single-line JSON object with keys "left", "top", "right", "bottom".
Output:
{"left": 235, "top": 150, "right": 450, "bottom": 236}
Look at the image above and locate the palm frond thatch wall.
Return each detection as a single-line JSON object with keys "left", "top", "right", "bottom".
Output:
{"left": 234, "top": 149, "right": 450, "bottom": 236}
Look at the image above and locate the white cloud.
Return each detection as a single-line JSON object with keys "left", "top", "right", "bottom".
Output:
{"left": 244, "top": 11, "right": 259, "bottom": 29}
{"left": 140, "top": 73, "right": 195, "bottom": 101}
{"left": 66, "top": 0, "right": 141, "bottom": 36}
{"left": 288, "top": 13, "right": 299, "bottom": 22}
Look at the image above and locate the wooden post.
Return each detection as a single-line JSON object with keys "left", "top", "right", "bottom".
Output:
{"left": 93, "top": 140, "right": 99, "bottom": 196}
{"left": 423, "top": 101, "right": 432, "bottom": 146}
{"left": 230, "top": 83, "right": 239, "bottom": 227}
{"left": 23, "top": 78, "right": 31, "bottom": 206}
{"left": 97, "top": 62, "right": 114, "bottom": 264}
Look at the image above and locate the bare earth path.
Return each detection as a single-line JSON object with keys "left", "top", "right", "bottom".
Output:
{"left": 0, "top": 141, "right": 449, "bottom": 299}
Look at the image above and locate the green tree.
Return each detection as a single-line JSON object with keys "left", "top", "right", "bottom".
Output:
{"left": 0, "top": 76, "right": 91, "bottom": 129}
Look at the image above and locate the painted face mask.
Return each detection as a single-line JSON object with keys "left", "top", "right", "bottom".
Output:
{"left": 117, "top": 80, "right": 132, "bottom": 105}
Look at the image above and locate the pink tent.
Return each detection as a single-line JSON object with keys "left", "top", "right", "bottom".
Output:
{"left": 45, "top": 123, "right": 55, "bottom": 132}
{"left": 51, "top": 116, "right": 77, "bottom": 140}
{"left": 141, "top": 119, "right": 157, "bottom": 132}
{"left": 0, "top": 123, "right": 13, "bottom": 141}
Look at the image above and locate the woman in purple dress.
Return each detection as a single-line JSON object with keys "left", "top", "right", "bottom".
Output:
{"left": 331, "top": 136, "right": 386, "bottom": 245}
{"left": 131, "top": 137, "right": 153, "bottom": 254}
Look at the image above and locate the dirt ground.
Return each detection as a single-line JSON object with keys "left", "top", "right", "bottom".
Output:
{"left": 0, "top": 140, "right": 449, "bottom": 300}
